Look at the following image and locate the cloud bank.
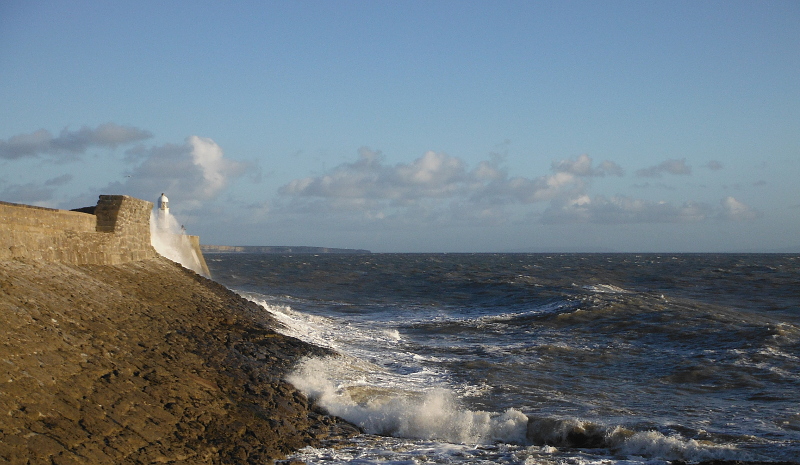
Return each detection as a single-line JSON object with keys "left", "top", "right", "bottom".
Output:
{"left": 280, "top": 149, "right": 611, "bottom": 213}
{"left": 541, "top": 195, "right": 759, "bottom": 224}
{"left": 0, "top": 123, "right": 152, "bottom": 160}
{"left": 278, "top": 150, "right": 755, "bottom": 226}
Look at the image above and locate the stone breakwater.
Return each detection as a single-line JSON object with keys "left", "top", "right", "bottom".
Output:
{"left": 0, "top": 196, "right": 158, "bottom": 265}
{"left": 0, "top": 257, "right": 358, "bottom": 464}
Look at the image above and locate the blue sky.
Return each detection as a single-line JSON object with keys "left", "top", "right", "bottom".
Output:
{"left": 1, "top": 1, "right": 798, "bottom": 252}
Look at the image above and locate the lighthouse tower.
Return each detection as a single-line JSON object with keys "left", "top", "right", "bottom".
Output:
{"left": 157, "top": 193, "right": 169, "bottom": 230}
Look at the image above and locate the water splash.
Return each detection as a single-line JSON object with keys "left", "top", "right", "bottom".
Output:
{"left": 286, "top": 355, "right": 530, "bottom": 445}
{"left": 149, "top": 211, "right": 207, "bottom": 276}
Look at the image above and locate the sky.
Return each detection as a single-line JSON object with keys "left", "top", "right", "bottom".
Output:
{"left": 1, "top": 1, "right": 798, "bottom": 253}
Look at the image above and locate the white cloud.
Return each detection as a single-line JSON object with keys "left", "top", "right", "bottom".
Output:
{"left": 188, "top": 135, "right": 237, "bottom": 198}
{"left": 281, "top": 148, "right": 560, "bottom": 206}
{"left": 504, "top": 171, "right": 584, "bottom": 203}
{"left": 103, "top": 136, "right": 248, "bottom": 211}
{"left": 472, "top": 155, "right": 506, "bottom": 182}
{"left": 636, "top": 158, "right": 692, "bottom": 178}
{"left": 279, "top": 150, "right": 622, "bottom": 224}
{"left": 719, "top": 196, "right": 760, "bottom": 221}
{"left": 281, "top": 148, "right": 470, "bottom": 201}
{"left": 552, "top": 154, "right": 624, "bottom": 177}
{"left": 542, "top": 195, "right": 762, "bottom": 224}
{"left": 542, "top": 195, "right": 713, "bottom": 224}
{"left": 0, "top": 123, "right": 152, "bottom": 160}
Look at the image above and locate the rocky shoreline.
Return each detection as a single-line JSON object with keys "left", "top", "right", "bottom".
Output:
{"left": 0, "top": 257, "right": 358, "bottom": 464}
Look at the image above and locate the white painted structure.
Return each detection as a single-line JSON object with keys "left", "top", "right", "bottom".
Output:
{"left": 157, "top": 193, "right": 169, "bottom": 230}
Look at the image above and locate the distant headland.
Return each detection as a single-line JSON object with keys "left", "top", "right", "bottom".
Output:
{"left": 201, "top": 245, "right": 371, "bottom": 254}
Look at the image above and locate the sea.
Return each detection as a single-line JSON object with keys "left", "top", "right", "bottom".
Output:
{"left": 205, "top": 253, "right": 800, "bottom": 465}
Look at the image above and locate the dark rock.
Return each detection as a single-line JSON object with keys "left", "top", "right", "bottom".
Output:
{"left": 526, "top": 416, "right": 608, "bottom": 448}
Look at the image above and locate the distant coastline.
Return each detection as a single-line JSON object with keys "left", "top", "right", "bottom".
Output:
{"left": 201, "top": 245, "right": 371, "bottom": 254}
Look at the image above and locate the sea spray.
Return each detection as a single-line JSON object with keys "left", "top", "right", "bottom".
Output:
{"left": 149, "top": 211, "right": 207, "bottom": 276}
{"left": 286, "top": 355, "right": 530, "bottom": 445}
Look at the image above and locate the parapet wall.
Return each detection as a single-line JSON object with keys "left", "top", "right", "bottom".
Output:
{"left": 0, "top": 195, "right": 159, "bottom": 265}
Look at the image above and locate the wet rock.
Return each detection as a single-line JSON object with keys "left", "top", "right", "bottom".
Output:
{"left": 525, "top": 416, "right": 608, "bottom": 448}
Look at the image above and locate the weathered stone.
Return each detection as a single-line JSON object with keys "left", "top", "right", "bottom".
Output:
{"left": 0, "top": 257, "right": 357, "bottom": 464}
{"left": 0, "top": 197, "right": 160, "bottom": 265}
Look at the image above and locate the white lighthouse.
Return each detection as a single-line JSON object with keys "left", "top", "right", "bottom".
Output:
{"left": 157, "top": 193, "right": 169, "bottom": 230}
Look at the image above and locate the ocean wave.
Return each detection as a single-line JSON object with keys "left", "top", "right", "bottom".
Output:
{"left": 245, "top": 293, "right": 450, "bottom": 392}
{"left": 243, "top": 294, "right": 342, "bottom": 351}
{"left": 287, "top": 355, "right": 754, "bottom": 462}
{"left": 286, "top": 355, "right": 530, "bottom": 445}
{"left": 579, "top": 283, "right": 632, "bottom": 294}
{"left": 211, "top": 254, "right": 800, "bottom": 464}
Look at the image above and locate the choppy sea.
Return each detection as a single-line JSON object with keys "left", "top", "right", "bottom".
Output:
{"left": 205, "top": 253, "right": 800, "bottom": 464}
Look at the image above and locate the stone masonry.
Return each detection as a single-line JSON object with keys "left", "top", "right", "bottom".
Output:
{"left": 0, "top": 195, "right": 158, "bottom": 265}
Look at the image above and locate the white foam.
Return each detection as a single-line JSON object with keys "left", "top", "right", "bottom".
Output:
{"left": 244, "top": 295, "right": 420, "bottom": 365}
{"left": 614, "top": 430, "right": 750, "bottom": 461}
{"left": 245, "top": 296, "right": 343, "bottom": 351}
{"left": 287, "top": 355, "right": 530, "bottom": 445}
{"left": 383, "top": 328, "right": 402, "bottom": 341}
{"left": 289, "top": 433, "right": 751, "bottom": 465}
{"left": 291, "top": 437, "right": 528, "bottom": 465}
{"left": 581, "top": 283, "right": 631, "bottom": 294}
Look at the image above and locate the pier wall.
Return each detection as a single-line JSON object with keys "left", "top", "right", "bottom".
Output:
{"left": 1, "top": 195, "right": 160, "bottom": 265}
